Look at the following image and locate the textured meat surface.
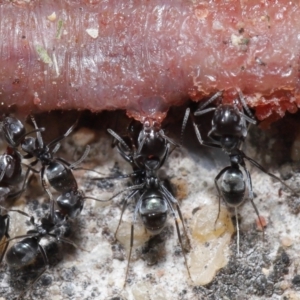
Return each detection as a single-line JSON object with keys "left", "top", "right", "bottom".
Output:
{"left": 0, "top": 0, "right": 300, "bottom": 121}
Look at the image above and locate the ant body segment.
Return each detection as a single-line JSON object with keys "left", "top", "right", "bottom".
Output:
{"left": 101, "top": 119, "right": 191, "bottom": 286}
{"left": 108, "top": 118, "right": 178, "bottom": 171}
{"left": 182, "top": 91, "right": 294, "bottom": 254}
{"left": 0, "top": 205, "right": 32, "bottom": 265}
{"left": 0, "top": 207, "right": 81, "bottom": 299}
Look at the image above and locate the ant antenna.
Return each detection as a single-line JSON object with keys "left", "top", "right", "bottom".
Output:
{"left": 180, "top": 108, "right": 190, "bottom": 146}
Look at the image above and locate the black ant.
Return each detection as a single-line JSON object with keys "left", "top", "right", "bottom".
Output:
{"left": 0, "top": 185, "right": 105, "bottom": 298}
{"left": 99, "top": 119, "right": 191, "bottom": 285}
{"left": 4, "top": 115, "right": 91, "bottom": 217}
{"left": 0, "top": 205, "right": 83, "bottom": 299}
{"left": 182, "top": 90, "right": 295, "bottom": 254}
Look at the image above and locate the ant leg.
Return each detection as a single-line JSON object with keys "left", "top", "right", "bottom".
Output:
{"left": 49, "top": 234, "right": 88, "bottom": 252}
{"left": 123, "top": 195, "right": 144, "bottom": 287}
{"left": 0, "top": 233, "right": 37, "bottom": 249}
{"left": 89, "top": 170, "right": 143, "bottom": 181}
{"left": 238, "top": 111, "right": 257, "bottom": 125}
{"left": 160, "top": 185, "right": 189, "bottom": 245}
{"left": 174, "top": 203, "right": 190, "bottom": 247}
{"left": 97, "top": 183, "right": 145, "bottom": 202}
{"left": 0, "top": 214, "right": 9, "bottom": 263}
{"left": 47, "top": 118, "right": 79, "bottom": 149}
{"left": 15, "top": 127, "right": 46, "bottom": 146}
{"left": 17, "top": 244, "right": 49, "bottom": 300}
{"left": 135, "top": 135, "right": 147, "bottom": 159}
{"left": 235, "top": 207, "right": 240, "bottom": 255}
{"left": 55, "top": 146, "right": 90, "bottom": 170}
{"left": 41, "top": 167, "right": 55, "bottom": 218}
{"left": 192, "top": 120, "right": 222, "bottom": 149}
{"left": 197, "top": 91, "right": 223, "bottom": 110}
{"left": 114, "top": 190, "right": 140, "bottom": 240}
{"left": 124, "top": 223, "right": 134, "bottom": 288}
{"left": 214, "top": 167, "right": 231, "bottom": 227}
{"left": 242, "top": 162, "right": 265, "bottom": 243}
{"left": 107, "top": 129, "right": 132, "bottom": 153}
{"left": 162, "top": 193, "right": 192, "bottom": 280}
{"left": 194, "top": 107, "right": 216, "bottom": 117}
{"left": 16, "top": 168, "right": 30, "bottom": 196}
{"left": 52, "top": 142, "right": 61, "bottom": 154}
{"left": 68, "top": 145, "right": 90, "bottom": 169}
{"left": 237, "top": 89, "right": 256, "bottom": 121}
{"left": 21, "top": 162, "right": 40, "bottom": 173}
{"left": 116, "top": 145, "right": 134, "bottom": 165}
{"left": 244, "top": 154, "right": 297, "bottom": 195}
{"left": 158, "top": 129, "right": 179, "bottom": 153}
{"left": 174, "top": 215, "right": 192, "bottom": 280}
{"left": 0, "top": 156, "right": 9, "bottom": 181}
{"left": 0, "top": 206, "right": 31, "bottom": 219}
{"left": 181, "top": 108, "right": 190, "bottom": 146}
{"left": 30, "top": 115, "right": 44, "bottom": 148}
{"left": 157, "top": 143, "right": 170, "bottom": 169}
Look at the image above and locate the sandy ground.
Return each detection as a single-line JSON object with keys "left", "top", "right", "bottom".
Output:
{"left": 1, "top": 110, "right": 300, "bottom": 300}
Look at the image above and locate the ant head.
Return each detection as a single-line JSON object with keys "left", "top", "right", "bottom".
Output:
{"left": 21, "top": 136, "right": 37, "bottom": 154}
{"left": 138, "top": 119, "right": 166, "bottom": 161}
{"left": 2, "top": 116, "right": 26, "bottom": 147}
{"left": 143, "top": 118, "right": 161, "bottom": 134}
{"left": 210, "top": 105, "right": 245, "bottom": 141}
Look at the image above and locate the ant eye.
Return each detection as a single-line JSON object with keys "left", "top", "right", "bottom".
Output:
{"left": 9, "top": 124, "right": 16, "bottom": 130}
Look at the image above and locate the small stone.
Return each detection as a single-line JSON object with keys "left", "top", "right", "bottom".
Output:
{"left": 262, "top": 268, "right": 270, "bottom": 276}
{"left": 281, "top": 236, "right": 293, "bottom": 247}
{"left": 47, "top": 12, "right": 57, "bottom": 21}
{"left": 256, "top": 216, "right": 267, "bottom": 231}
{"left": 86, "top": 28, "right": 99, "bottom": 39}
{"left": 189, "top": 204, "right": 234, "bottom": 285}
{"left": 72, "top": 127, "right": 96, "bottom": 147}
{"left": 170, "top": 178, "right": 188, "bottom": 200}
